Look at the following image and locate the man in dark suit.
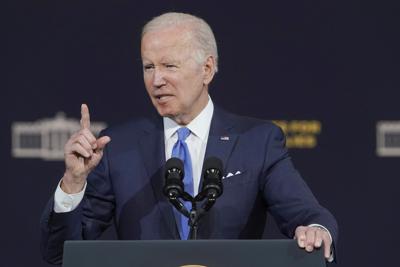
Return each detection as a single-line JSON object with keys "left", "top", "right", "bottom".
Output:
{"left": 41, "top": 12, "right": 338, "bottom": 265}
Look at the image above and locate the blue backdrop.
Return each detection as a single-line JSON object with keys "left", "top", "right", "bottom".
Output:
{"left": 3, "top": 0, "right": 400, "bottom": 266}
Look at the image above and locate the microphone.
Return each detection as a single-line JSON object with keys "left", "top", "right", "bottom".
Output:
{"left": 163, "top": 157, "right": 185, "bottom": 198}
{"left": 201, "top": 157, "right": 223, "bottom": 199}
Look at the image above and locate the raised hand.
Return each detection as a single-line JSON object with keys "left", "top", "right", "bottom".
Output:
{"left": 61, "top": 104, "right": 111, "bottom": 193}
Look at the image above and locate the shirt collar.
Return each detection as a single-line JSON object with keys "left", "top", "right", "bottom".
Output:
{"left": 164, "top": 96, "right": 214, "bottom": 141}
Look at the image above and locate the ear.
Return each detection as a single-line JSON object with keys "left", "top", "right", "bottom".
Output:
{"left": 203, "top": 55, "right": 216, "bottom": 85}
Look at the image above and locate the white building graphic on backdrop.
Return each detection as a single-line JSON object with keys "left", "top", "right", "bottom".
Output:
{"left": 376, "top": 121, "right": 400, "bottom": 157}
{"left": 12, "top": 112, "right": 107, "bottom": 161}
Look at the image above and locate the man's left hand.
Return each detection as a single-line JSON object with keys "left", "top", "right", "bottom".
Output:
{"left": 295, "top": 226, "right": 332, "bottom": 260}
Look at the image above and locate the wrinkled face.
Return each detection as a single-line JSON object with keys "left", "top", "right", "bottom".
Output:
{"left": 141, "top": 26, "right": 214, "bottom": 125}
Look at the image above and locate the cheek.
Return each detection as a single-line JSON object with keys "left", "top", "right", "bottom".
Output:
{"left": 181, "top": 75, "right": 204, "bottom": 97}
{"left": 143, "top": 74, "right": 152, "bottom": 87}
{"left": 143, "top": 76, "right": 154, "bottom": 95}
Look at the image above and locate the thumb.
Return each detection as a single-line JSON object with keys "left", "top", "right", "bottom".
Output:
{"left": 96, "top": 136, "right": 111, "bottom": 150}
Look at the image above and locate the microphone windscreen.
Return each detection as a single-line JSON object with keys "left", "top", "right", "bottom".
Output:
{"left": 165, "top": 157, "right": 184, "bottom": 172}
{"left": 203, "top": 157, "right": 223, "bottom": 173}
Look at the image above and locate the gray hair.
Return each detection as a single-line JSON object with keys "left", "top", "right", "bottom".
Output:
{"left": 142, "top": 12, "right": 219, "bottom": 73}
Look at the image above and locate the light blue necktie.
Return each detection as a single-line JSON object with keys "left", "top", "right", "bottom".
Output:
{"left": 171, "top": 127, "right": 194, "bottom": 239}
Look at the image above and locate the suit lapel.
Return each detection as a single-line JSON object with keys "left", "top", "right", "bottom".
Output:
{"left": 202, "top": 107, "right": 238, "bottom": 183}
{"left": 137, "top": 117, "right": 179, "bottom": 238}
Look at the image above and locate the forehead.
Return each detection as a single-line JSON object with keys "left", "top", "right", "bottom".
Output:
{"left": 141, "top": 26, "right": 194, "bottom": 60}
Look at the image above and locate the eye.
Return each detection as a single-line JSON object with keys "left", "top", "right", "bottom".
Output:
{"left": 143, "top": 64, "right": 154, "bottom": 71}
{"left": 165, "top": 64, "right": 177, "bottom": 69}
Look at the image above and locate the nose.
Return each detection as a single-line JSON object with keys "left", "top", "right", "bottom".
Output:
{"left": 153, "top": 68, "right": 166, "bottom": 88}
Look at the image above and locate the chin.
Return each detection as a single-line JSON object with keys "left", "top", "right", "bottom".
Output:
{"left": 156, "top": 106, "right": 178, "bottom": 118}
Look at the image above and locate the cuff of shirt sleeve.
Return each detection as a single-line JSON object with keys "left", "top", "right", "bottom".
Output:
{"left": 54, "top": 179, "right": 87, "bottom": 213}
{"left": 308, "top": 223, "right": 334, "bottom": 262}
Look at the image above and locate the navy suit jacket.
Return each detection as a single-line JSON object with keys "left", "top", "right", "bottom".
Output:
{"left": 41, "top": 106, "right": 338, "bottom": 264}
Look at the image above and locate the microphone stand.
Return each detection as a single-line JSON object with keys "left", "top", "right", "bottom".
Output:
{"left": 187, "top": 193, "right": 218, "bottom": 240}
{"left": 180, "top": 192, "right": 201, "bottom": 240}
{"left": 188, "top": 201, "right": 199, "bottom": 240}
{"left": 168, "top": 192, "right": 218, "bottom": 240}
{"left": 166, "top": 188, "right": 221, "bottom": 240}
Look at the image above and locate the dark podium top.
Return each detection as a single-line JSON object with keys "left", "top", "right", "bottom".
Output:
{"left": 62, "top": 239, "right": 325, "bottom": 267}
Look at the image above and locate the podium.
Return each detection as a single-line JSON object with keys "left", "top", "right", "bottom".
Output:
{"left": 62, "top": 239, "right": 325, "bottom": 267}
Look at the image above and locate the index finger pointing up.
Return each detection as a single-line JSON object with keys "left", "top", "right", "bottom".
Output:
{"left": 80, "top": 104, "right": 91, "bottom": 129}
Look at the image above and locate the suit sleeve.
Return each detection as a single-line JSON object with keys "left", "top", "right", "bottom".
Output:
{"left": 40, "top": 142, "right": 115, "bottom": 265}
{"left": 260, "top": 124, "right": 338, "bottom": 247}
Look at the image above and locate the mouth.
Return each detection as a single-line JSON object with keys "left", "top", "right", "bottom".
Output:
{"left": 154, "top": 94, "right": 173, "bottom": 103}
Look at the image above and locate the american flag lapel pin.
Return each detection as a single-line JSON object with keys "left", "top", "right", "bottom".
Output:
{"left": 220, "top": 136, "right": 230, "bottom": 141}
